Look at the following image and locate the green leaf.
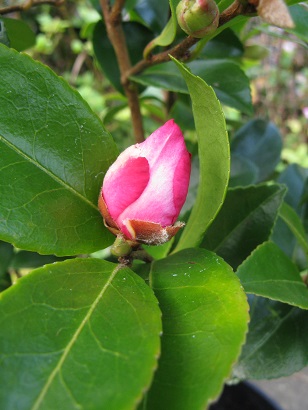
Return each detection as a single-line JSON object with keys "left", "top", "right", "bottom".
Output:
{"left": 10, "top": 251, "right": 68, "bottom": 269}
{"left": 279, "top": 202, "right": 308, "bottom": 257}
{"left": 0, "top": 17, "right": 35, "bottom": 51}
{"left": 277, "top": 164, "right": 307, "bottom": 211}
{"left": 272, "top": 165, "right": 308, "bottom": 258}
{"left": 143, "top": 0, "right": 180, "bottom": 58}
{"left": 237, "top": 241, "right": 308, "bottom": 309}
{"left": 201, "top": 184, "right": 286, "bottom": 269}
{"left": 231, "top": 119, "right": 282, "bottom": 181}
{"left": 134, "top": 0, "right": 170, "bottom": 33}
{"left": 169, "top": 99, "right": 195, "bottom": 131}
{"left": 144, "top": 248, "right": 249, "bottom": 409}
{"left": 93, "top": 21, "right": 153, "bottom": 94}
{"left": 0, "top": 45, "right": 118, "bottom": 256}
{"left": 171, "top": 58, "right": 230, "bottom": 252}
{"left": 0, "top": 258, "right": 161, "bottom": 410}
{"left": 131, "top": 59, "right": 252, "bottom": 114}
{"left": 234, "top": 295, "right": 308, "bottom": 379}
{"left": 286, "top": 4, "right": 308, "bottom": 42}
{"left": 229, "top": 154, "right": 258, "bottom": 187}
{"left": 200, "top": 28, "right": 244, "bottom": 59}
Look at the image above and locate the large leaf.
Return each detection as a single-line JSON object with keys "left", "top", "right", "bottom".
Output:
{"left": 131, "top": 59, "right": 252, "bottom": 114}
{"left": 93, "top": 21, "right": 153, "bottom": 94}
{"left": 234, "top": 295, "right": 308, "bottom": 379}
{"left": 143, "top": 248, "right": 249, "bottom": 409}
{"left": 231, "top": 119, "right": 282, "bottom": 181}
{"left": 0, "top": 45, "right": 118, "bottom": 255}
{"left": 201, "top": 184, "right": 286, "bottom": 269}
{"left": 0, "top": 258, "right": 161, "bottom": 410}
{"left": 237, "top": 241, "right": 308, "bottom": 309}
{"left": 171, "top": 58, "right": 230, "bottom": 252}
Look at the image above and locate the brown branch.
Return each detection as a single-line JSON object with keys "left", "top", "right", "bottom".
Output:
{"left": 124, "top": 36, "right": 198, "bottom": 83}
{"left": 0, "top": 0, "right": 64, "bottom": 15}
{"left": 100, "top": 0, "right": 144, "bottom": 143}
{"left": 124, "top": 0, "right": 257, "bottom": 81}
{"left": 219, "top": 0, "right": 256, "bottom": 26}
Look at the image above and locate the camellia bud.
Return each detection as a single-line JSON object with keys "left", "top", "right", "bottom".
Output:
{"left": 176, "top": 0, "right": 219, "bottom": 38}
{"left": 99, "top": 120, "right": 191, "bottom": 246}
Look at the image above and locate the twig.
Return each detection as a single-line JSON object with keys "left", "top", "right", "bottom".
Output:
{"left": 100, "top": 0, "right": 144, "bottom": 143}
{"left": 0, "top": 0, "right": 64, "bottom": 15}
{"left": 124, "top": 36, "right": 198, "bottom": 83}
{"left": 124, "top": 0, "right": 257, "bottom": 81}
{"left": 110, "top": 0, "right": 126, "bottom": 24}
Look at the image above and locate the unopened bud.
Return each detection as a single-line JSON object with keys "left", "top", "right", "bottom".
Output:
{"left": 176, "top": 0, "right": 219, "bottom": 38}
{"left": 99, "top": 120, "right": 191, "bottom": 246}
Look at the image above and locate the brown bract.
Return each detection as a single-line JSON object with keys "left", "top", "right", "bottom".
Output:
{"left": 98, "top": 194, "right": 184, "bottom": 246}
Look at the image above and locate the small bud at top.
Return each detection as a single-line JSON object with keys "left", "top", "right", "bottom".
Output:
{"left": 176, "top": 0, "right": 219, "bottom": 38}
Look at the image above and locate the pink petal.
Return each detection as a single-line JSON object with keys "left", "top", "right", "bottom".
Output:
{"left": 117, "top": 120, "right": 191, "bottom": 227}
{"left": 102, "top": 156, "right": 150, "bottom": 220}
{"left": 172, "top": 151, "right": 192, "bottom": 220}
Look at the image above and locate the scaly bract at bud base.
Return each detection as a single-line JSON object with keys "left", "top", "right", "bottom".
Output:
{"left": 99, "top": 120, "right": 191, "bottom": 246}
{"left": 176, "top": 0, "right": 219, "bottom": 38}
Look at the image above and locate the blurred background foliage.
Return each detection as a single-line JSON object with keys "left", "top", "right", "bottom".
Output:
{"left": 1, "top": 0, "right": 306, "bottom": 158}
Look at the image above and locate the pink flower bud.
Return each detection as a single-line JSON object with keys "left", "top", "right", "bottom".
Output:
{"left": 99, "top": 120, "right": 191, "bottom": 245}
{"left": 176, "top": 0, "right": 219, "bottom": 38}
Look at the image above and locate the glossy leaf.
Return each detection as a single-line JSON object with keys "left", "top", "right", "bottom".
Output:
{"left": 144, "top": 248, "right": 249, "bottom": 409}
{"left": 279, "top": 202, "right": 308, "bottom": 257}
{"left": 237, "top": 241, "right": 308, "bottom": 309}
{"left": 171, "top": 58, "right": 230, "bottom": 252}
{"left": 234, "top": 295, "right": 308, "bottom": 379}
{"left": 93, "top": 21, "right": 153, "bottom": 93}
{"left": 0, "top": 258, "right": 161, "bottom": 410}
{"left": 131, "top": 59, "right": 252, "bottom": 114}
{"left": 231, "top": 119, "right": 282, "bottom": 181}
{"left": 272, "top": 164, "right": 308, "bottom": 258}
{"left": 201, "top": 184, "right": 286, "bottom": 269}
{"left": 134, "top": 0, "right": 170, "bottom": 33}
{"left": 200, "top": 28, "right": 244, "bottom": 59}
{"left": 277, "top": 164, "right": 308, "bottom": 211}
{"left": 0, "top": 45, "right": 118, "bottom": 255}
{"left": 0, "top": 17, "right": 35, "bottom": 51}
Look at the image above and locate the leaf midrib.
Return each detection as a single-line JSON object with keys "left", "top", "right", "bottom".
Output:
{"left": 0, "top": 135, "right": 98, "bottom": 211}
{"left": 31, "top": 264, "right": 122, "bottom": 410}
